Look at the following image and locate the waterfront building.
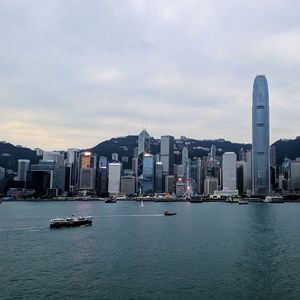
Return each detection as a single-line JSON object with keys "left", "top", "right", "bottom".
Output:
{"left": 143, "top": 153, "right": 154, "bottom": 194}
{"left": 30, "top": 160, "right": 66, "bottom": 195}
{"left": 182, "top": 147, "right": 189, "bottom": 166}
{"left": 222, "top": 152, "right": 238, "bottom": 196}
{"left": 66, "top": 148, "right": 80, "bottom": 193}
{"left": 175, "top": 178, "right": 186, "bottom": 197}
{"left": 132, "top": 157, "right": 138, "bottom": 176}
{"left": 290, "top": 160, "right": 300, "bottom": 191}
{"left": 204, "top": 177, "right": 218, "bottom": 195}
{"left": 154, "top": 161, "right": 163, "bottom": 193}
{"left": 79, "top": 152, "right": 97, "bottom": 191}
{"left": 160, "top": 135, "right": 174, "bottom": 176}
{"left": 165, "top": 175, "right": 175, "bottom": 194}
{"left": 97, "top": 166, "right": 108, "bottom": 196}
{"left": 120, "top": 176, "right": 136, "bottom": 195}
{"left": 108, "top": 162, "right": 122, "bottom": 195}
{"left": 16, "top": 159, "right": 30, "bottom": 182}
{"left": 137, "top": 129, "right": 150, "bottom": 193}
{"left": 252, "top": 74, "right": 270, "bottom": 196}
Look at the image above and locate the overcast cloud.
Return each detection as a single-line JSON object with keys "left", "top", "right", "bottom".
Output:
{"left": 1, "top": 0, "right": 300, "bottom": 150}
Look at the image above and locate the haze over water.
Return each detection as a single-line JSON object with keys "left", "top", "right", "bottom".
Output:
{"left": 1, "top": 201, "right": 300, "bottom": 299}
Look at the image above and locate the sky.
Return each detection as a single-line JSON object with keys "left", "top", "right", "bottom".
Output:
{"left": 1, "top": 0, "right": 300, "bottom": 150}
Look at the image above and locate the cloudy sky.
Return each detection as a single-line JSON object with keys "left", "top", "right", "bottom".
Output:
{"left": 1, "top": 0, "right": 300, "bottom": 150}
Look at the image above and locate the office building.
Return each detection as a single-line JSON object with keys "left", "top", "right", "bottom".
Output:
{"left": 252, "top": 75, "right": 270, "bottom": 195}
{"left": 143, "top": 153, "right": 154, "bottom": 194}
{"left": 108, "top": 162, "right": 122, "bottom": 195}
{"left": 79, "top": 152, "right": 97, "bottom": 191}
{"left": 120, "top": 176, "right": 136, "bottom": 195}
{"left": 137, "top": 129, "right": 150, "bottom": 193}
{"left": 204, "top": 177, "right": 218, "bottom": 195}
{"left": 16, "top": 159, "right": 30, "bottom": 182}
{"left": 160, "top": 135, "right": 174, "bottom": 175}
{"left": 154, "top": 161, "right": 163, "bottom": 193}
{"left": 222, "top": 152, "right": 237, "bottom": 193}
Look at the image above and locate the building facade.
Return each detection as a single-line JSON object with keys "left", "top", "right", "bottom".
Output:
{"left": 252, "top": 75, "right": 270, "bottom": 196}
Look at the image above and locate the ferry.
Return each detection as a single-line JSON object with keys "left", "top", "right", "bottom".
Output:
{"left": 264, "top": 195, "right": 284, "bottom": 203}
{"left": 50, "top": 216, "right": 92, "bottom": 228}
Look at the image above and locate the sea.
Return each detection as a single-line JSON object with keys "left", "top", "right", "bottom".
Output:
{"left": 1, "top": 201, "right": 300, "bottom": 300}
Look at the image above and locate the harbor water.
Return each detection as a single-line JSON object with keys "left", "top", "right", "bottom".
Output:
{"left": 1, "top": 201, "right": 300, "bottom": 299}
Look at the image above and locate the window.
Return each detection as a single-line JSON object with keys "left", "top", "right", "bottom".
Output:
{"left": 257, "top": 123, "right": 264, "bottom": 127}
{"left": 257, "top": 152, "right": 265, "bottom": 155}
{"left": 257, "top": 105, "right": 264, "bottom": 109}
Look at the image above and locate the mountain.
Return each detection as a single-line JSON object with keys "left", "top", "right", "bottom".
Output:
{"left": 272, "top": 138, "right": 300, "bottom": 164}
{"left": 1, "top": 136, "right": 300, "bottom": 172}
{"left": 0, "top": 142, "right": 39, "bottom": 173}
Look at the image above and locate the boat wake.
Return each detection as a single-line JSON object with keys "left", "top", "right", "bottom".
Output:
{"left": 93, "top": 214, "right": 164, "bottom": 218}
{"left": 0, "top": 226, "right": 48, "bottom": 233}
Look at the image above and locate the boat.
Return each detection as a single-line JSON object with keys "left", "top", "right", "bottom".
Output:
{"left": 50, "top": 216, "right": 92, "bottom": 228}
{"left": 105, "top": 198, "right": 117, "bottom": 203}
{"left": 226, "top": 196, "right": 241, "bottom": 203}
{"left": 164, "top": 211, "right": 177, "bottom": 216}
{"left": 238, "top": 200, "right": 249, "bottom": 205}
{"left": 264, "top": 195, "right": 284, "bottom": 203}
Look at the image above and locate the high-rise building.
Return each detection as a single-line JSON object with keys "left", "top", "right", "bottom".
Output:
{"left": 120, "top": 176, "right": 136, "bottom": 195}
{"left": 160, "top": 135, "right": 174, "bottom": 176}
{"left": 137, "top": 129, "right": 150, "bottom": 193}
{"left": 16, "top": 159, "right": 30, "bottom": 182}
{"left": 165, "top": 175, "right": 175, "bottom": 194}
{"left": 143, "top": 153, "right": 154, "bottom": 194}
{"left": 252, "top": 75, "right": 270, "bottom": 196}
{"left": 79, "top": 152, "right": 97, "bottom": 191}
{"left": 290, "top": 160, "right": 300, "bottom": 191}
{"left": 182, "top": 147, "right": 189, "bottom": 166}
{"left": 97, "top": 156, "right": 108, "bottom": 196}
{"left": 0, "top": 167, "right": 5, "bottom": 181}
{"left": 222, "top": 152, "right": 237, "bottom": 192}
{"left": 66, "top": 148, "right": 80, "bottom": 193}
{"left": 204, "top": 177, "right": 218, "bottom": 195}
{"left": 154, "top": 161, "right": 163, "bottom": 193}
{"left": 108, "top": 162, "right": 122, "bottom": 195}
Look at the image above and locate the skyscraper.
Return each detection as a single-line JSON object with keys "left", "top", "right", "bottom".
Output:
{"left": 137, "top": 129, "right": 150, "bottom": 193}
{"left": 252, "top": 75, "right": 270, "bottom": 195}
{"left": 108, "top": 162, "right": 122, "bottom": 195}
{"left": 160, "top": 135, "right": 174, "bottom": 176}
{"left": 222, "top": 152, "right": 237, "bottom": 193}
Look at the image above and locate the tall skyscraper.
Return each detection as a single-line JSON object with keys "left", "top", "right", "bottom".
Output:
{"left": 160, "top": 135, "right": 174, "bottom": 176}
{"left": 142, "top": 153, "right": 155, "bottom": 194}
{"left": 252, "top": 75, "right": 270, "bottom": 195}
{"left": 222, "top": 152, "right": 237, "bottom": 192}
{"left": 108, "top": 162, "right": 122, "bottom": 195}
{"left": 137, "top": 129, "right": 150, "bottom": 193}
{"left": 79, "top": 152, "right": 97, "bottom": 191}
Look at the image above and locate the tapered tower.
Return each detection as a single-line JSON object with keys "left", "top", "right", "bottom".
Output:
{"left": 252, "top": 75, "right": 270, "bottom": 196}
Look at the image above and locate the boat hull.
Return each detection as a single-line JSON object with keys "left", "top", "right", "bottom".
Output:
{"left": 50, "top": 219, "right": 92, "bottom": 229}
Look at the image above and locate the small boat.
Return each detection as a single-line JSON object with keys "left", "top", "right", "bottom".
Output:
{"left": 50, "top": 216, "right": 92, "bottom": 228}
{"left": 264, "top": 195, "right": 284, "bottom": 203}
{"left": 105, "top": 198, "right": 117, "bottom": 203}
{"left": 164, "top": 211, "right": 177, "bottom": 216}
{"left": 238, "top": 200, "right": 249, "bottom": 205}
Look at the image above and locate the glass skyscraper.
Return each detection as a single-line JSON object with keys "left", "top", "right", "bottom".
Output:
{"left": 252, "top": 75, "right": 270, "bottom": 196}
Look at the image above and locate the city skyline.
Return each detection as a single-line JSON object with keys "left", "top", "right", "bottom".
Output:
{"left": 1, "top": 1, "right": 300, "bottom": 150}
